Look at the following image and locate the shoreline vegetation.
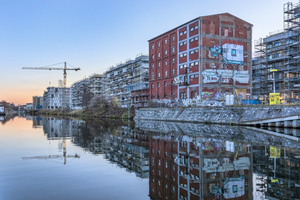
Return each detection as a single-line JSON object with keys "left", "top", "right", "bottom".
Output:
{"left": 37, "top": 96, "right": 136, "bottom": 122}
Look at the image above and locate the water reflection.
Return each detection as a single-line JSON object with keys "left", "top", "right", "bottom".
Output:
{"left": 18, "top": 116, "right": 300, "bottom": 199}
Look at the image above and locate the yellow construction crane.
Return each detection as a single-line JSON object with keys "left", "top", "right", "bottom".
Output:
{"left": 22, "top": 62, "right": 81, "bottom": 87}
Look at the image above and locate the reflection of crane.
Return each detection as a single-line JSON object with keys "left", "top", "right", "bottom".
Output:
{"left": 21, "top": 137, "right": 80, "bottom": 165}
{"left": 22, "top": 62, "right": 81, "bottom": 88}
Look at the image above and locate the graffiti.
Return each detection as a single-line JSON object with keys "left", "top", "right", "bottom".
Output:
{"left": 201, "top": 92, "right": 222, "bottom": 100}
{"left": 209, "top": 42, "right": 244, "bottom": 68}
{"left": 202, "top": 69, "right": 249, "bottom": 84}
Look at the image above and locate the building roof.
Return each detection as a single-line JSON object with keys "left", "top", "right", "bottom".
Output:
{"left": 148, "top": 12, "right": 253, "bottom": 42}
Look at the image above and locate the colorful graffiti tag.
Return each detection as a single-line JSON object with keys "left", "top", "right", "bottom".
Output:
{"left": 201, "top": 92, "right": 222, "bottom": 100}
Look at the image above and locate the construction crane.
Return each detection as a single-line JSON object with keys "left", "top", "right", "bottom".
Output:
{"left": 21, "top": 137, "right": 80, "bottom": 165}
{"left": 22, "top": 62, "right": 81, "bottom": 88}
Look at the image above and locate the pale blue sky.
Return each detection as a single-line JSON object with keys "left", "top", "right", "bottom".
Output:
{"left": 0, "top": 0, "right": 289, "bottom": 104}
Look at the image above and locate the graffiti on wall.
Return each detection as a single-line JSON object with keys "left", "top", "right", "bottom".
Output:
{"left": 203, "top": 41, "right": 249, "bottom": 84}
{"left": 201, "top": 92, "right": 223, "bottom": 100}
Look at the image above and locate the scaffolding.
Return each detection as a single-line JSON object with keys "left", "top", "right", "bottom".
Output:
{"left": 253, "top": 1, "right": 300, "bottom": 103}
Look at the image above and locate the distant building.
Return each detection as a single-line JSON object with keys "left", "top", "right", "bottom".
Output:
{"left": 33, "top": 96, "right": 43, "bottom": 110}
{"left": 71, "top": 78, "right": 90, "bottom": 109}
{"left": 253, "top": 2, "right": 300, "bottom": 103}
{"left": 103, "top": 54, "right": 149, "bottom": 107}
{"left": 149, "top": 13, "right": 252, "bottom": 101}
{"left": 89, "top": 73, "right": 105, "bottom": 96}
{"left": 43, "top": 87, "right": 71, "bottom": 110}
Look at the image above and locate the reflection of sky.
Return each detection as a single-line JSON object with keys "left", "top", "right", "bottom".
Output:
{"left": 0, "top": 117, "right": 149, "bottom": 200}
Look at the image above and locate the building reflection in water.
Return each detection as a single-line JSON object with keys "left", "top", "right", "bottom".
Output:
{"left": 25, "top": 116, "right": 300, "bottom": 199}
{"left": 149, "top": 134, "right": 252, "bottom": 200}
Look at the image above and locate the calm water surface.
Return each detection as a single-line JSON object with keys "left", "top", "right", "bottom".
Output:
{"left": 1, "top": 115, "right": 300, "bottom": 200}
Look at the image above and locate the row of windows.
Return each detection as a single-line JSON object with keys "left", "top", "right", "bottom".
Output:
{"left": 151, "top": 47, "right": 176, "bottom": 59}
{"left": 190, "top": 74, "right": 199, "bottom": 79}
{"left": 190, "top": 49, "right": 199, "bottom": 54}
{"left": 179, "top": 30, "right": 187, "bottom": 36}
{"left": 190, "top": 25, "right": 198, "bottom": 32}
{"left": 151, "top": 80, "right": 176, "bottom": 88}
{"left": 179, "top": 52, "right": 187, "bottom": 57}
{"left": 151, "top": 58, "right": 176, "bottom": 69}
{"left": 179, "top": 61, "right": 199, "bottom": 69}
{"left": 151, "top": 36, "right": 176, "bottom": 49}
{"left": 179, "top": 36, "right": 199, "bottom": 46}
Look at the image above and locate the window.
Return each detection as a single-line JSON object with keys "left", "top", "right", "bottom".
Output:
{"left": 184, "top": 30, "right": 187, "bottom": 34}
{"left": 191, "top": 62, "right": 194, "bottom": 67}
{"left": 166, "top": 161, "right": 168, "bottom": 168}
{"left": 158, "top": 42, "right": 160, "bottom": 47}
{"left": 232, "top": 49, "right": 236, "bottom": 56}
{"left": 195, "top": 37, "right": 198, "bottom": 40}
{"left": 191, "top": 50, "right": 194, "bottom": 54}
{"left": 152, "top": 74, "right": 154, "bottom": 79}
{"left": 172, "top": 69, "right": 175, "bottom": 74}
{"left": 158, "top": 73, "right": 160, "bottom": 78}
{"left": 152, "top": 83, "right": 154, "bottom": 88}
{"left": 183, "top": 53, "right": 187, "bottom": 56}
{"left": 157, "top": 83, "right": 160, "bottom": 87}
{"left": 195, "top": 49, "right": 198, "bottom": 53}
{"left": 165, "top": 39, "right": 167, "bottom": 44}
{"left": 158, "top": 52, "right": 161, "bottom": 57}
{"left": 165, "top": 71, "right": 167, "bottom": 76}
{"left": 152, "top": 54, "right": 154, "bottom": 59}
{"left": 172, "top": 47, "right": 175, "bottom": 53}
{"left": 172, "top": 58, "right": 175, "bottom": 64}
{"left": 172, "top": 80, "right": 175, "bottom": 84}
{"left": 195, "top": 74, "right": 199, "bottom": 78}
{"left": 158, "top": 62, "right": 161, "bottom": 67}
{"left": 190, "top": 38, "right": 194, "bottom": 42}
{"left": 164, "top": 81, "right": 167, "bottom": 86}
{"left": 165, "top": 50, "right": 167, "bottom": 55}
{"left": 195, "top": 25, "right": 198, "bottom": 29}
{"left": 152, "top": 64, "right": 154, "bottom": 69}
{"left": 191, "top": 75, "right": 194, "bottom": 78}
{"left": 232, "top": 185, "right": 238, "bottom": 193}
{"left": 152, "top": 45, "right": 154, "bottom": 49}
{"left": 184, "top": 64, "right": 187, "bottom": 68}
{"left": 164, "top": 93, "right": 167, "bottom": 98}
{"left": 191, "top": 27, "right": 194, "bottom": 31}
{"left": 184, "top": 41, "right": 187, "bottom": 45}
{"left": 179, "top": 42, "right": 183, "bottom": 46}
{"left": 165, "top": 60, "right": 167, "bottom": 65}
{"left": 195, "top": 61, "right": 199, "bottom": 65}
{"left": 180, "top": 54, "right": 183, "bottom": 58}
{"left": 172, "top": 36, "right": 175, "bottom": 41}
{"left": 180, "top": 32, "right": 183, "bottom": 36}
{"left": 180, "top": 65, "right": 183, "bottom": 69}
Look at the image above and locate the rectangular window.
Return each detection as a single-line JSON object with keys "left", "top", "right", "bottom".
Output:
{"left": 195, "top": 37, "right": 198, "bottom": 40}
{"left": 191, "top": 75, "right": 194, "bottom": 78}
{"left": 195, "top": 25, "right": 198, "bottom": 29}
{"left": 183, "top": 53, "right": 187, "bottom": 56}
{"left": 165, "top": 39, "right": 167, "bottom": 44}
{"left": 190, "top": 38, "right": 194, "bottom": 42}
{"left": 232, "top": 49, "right": 237, "bottom": 56}
{"left": 180, "top": 65, "right": 183, "bottom": 69}
{"left": 191, "top": 63, "right": 194, "bottom": 67}
{"left": 195, "top": 61, "right": 199, "bottom": 65}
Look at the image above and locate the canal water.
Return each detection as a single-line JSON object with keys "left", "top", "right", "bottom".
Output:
{"left": 1, "top": 115, "right": 300, "bottom": 200}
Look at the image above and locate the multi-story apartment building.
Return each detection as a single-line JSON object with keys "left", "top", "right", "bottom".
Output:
{"left": 89, "top": 73, "right": 105, "bottom": 96}
{"left": 149, "top": 13, "right": 252, "bottom": 101}
{"left": 103, "top": 54, "right": 149, "bottom": 107}
{"left": 32, "top": 96, "right": 43, "bottom": 110}
{"left": 253, "top": 1, "right": 300, "bottom": 103}
{"left": 43, "top": 87, "right": 71, "bottom": 110}
{"left": 70, "top": 78, "right": 90, "bottom": 109}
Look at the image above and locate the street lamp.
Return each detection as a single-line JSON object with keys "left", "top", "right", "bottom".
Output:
{"left": 270, "top": 69, "right": 277, "bottom": 105}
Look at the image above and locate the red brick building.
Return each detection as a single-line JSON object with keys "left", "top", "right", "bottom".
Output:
{"left": 149, "top": 13, "right": 252, "bottom": 101}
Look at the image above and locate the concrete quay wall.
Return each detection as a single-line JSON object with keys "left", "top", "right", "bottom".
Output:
{"left": 134, "top": 105, "right": 300, "bottom": 126}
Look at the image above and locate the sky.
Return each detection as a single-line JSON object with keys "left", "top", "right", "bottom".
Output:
{"left": 0, "top": 0, "right": 291, "bottom": 105}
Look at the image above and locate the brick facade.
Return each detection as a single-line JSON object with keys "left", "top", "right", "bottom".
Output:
{"left": 149, "top": 13, "right": 252, "bottom": 101}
